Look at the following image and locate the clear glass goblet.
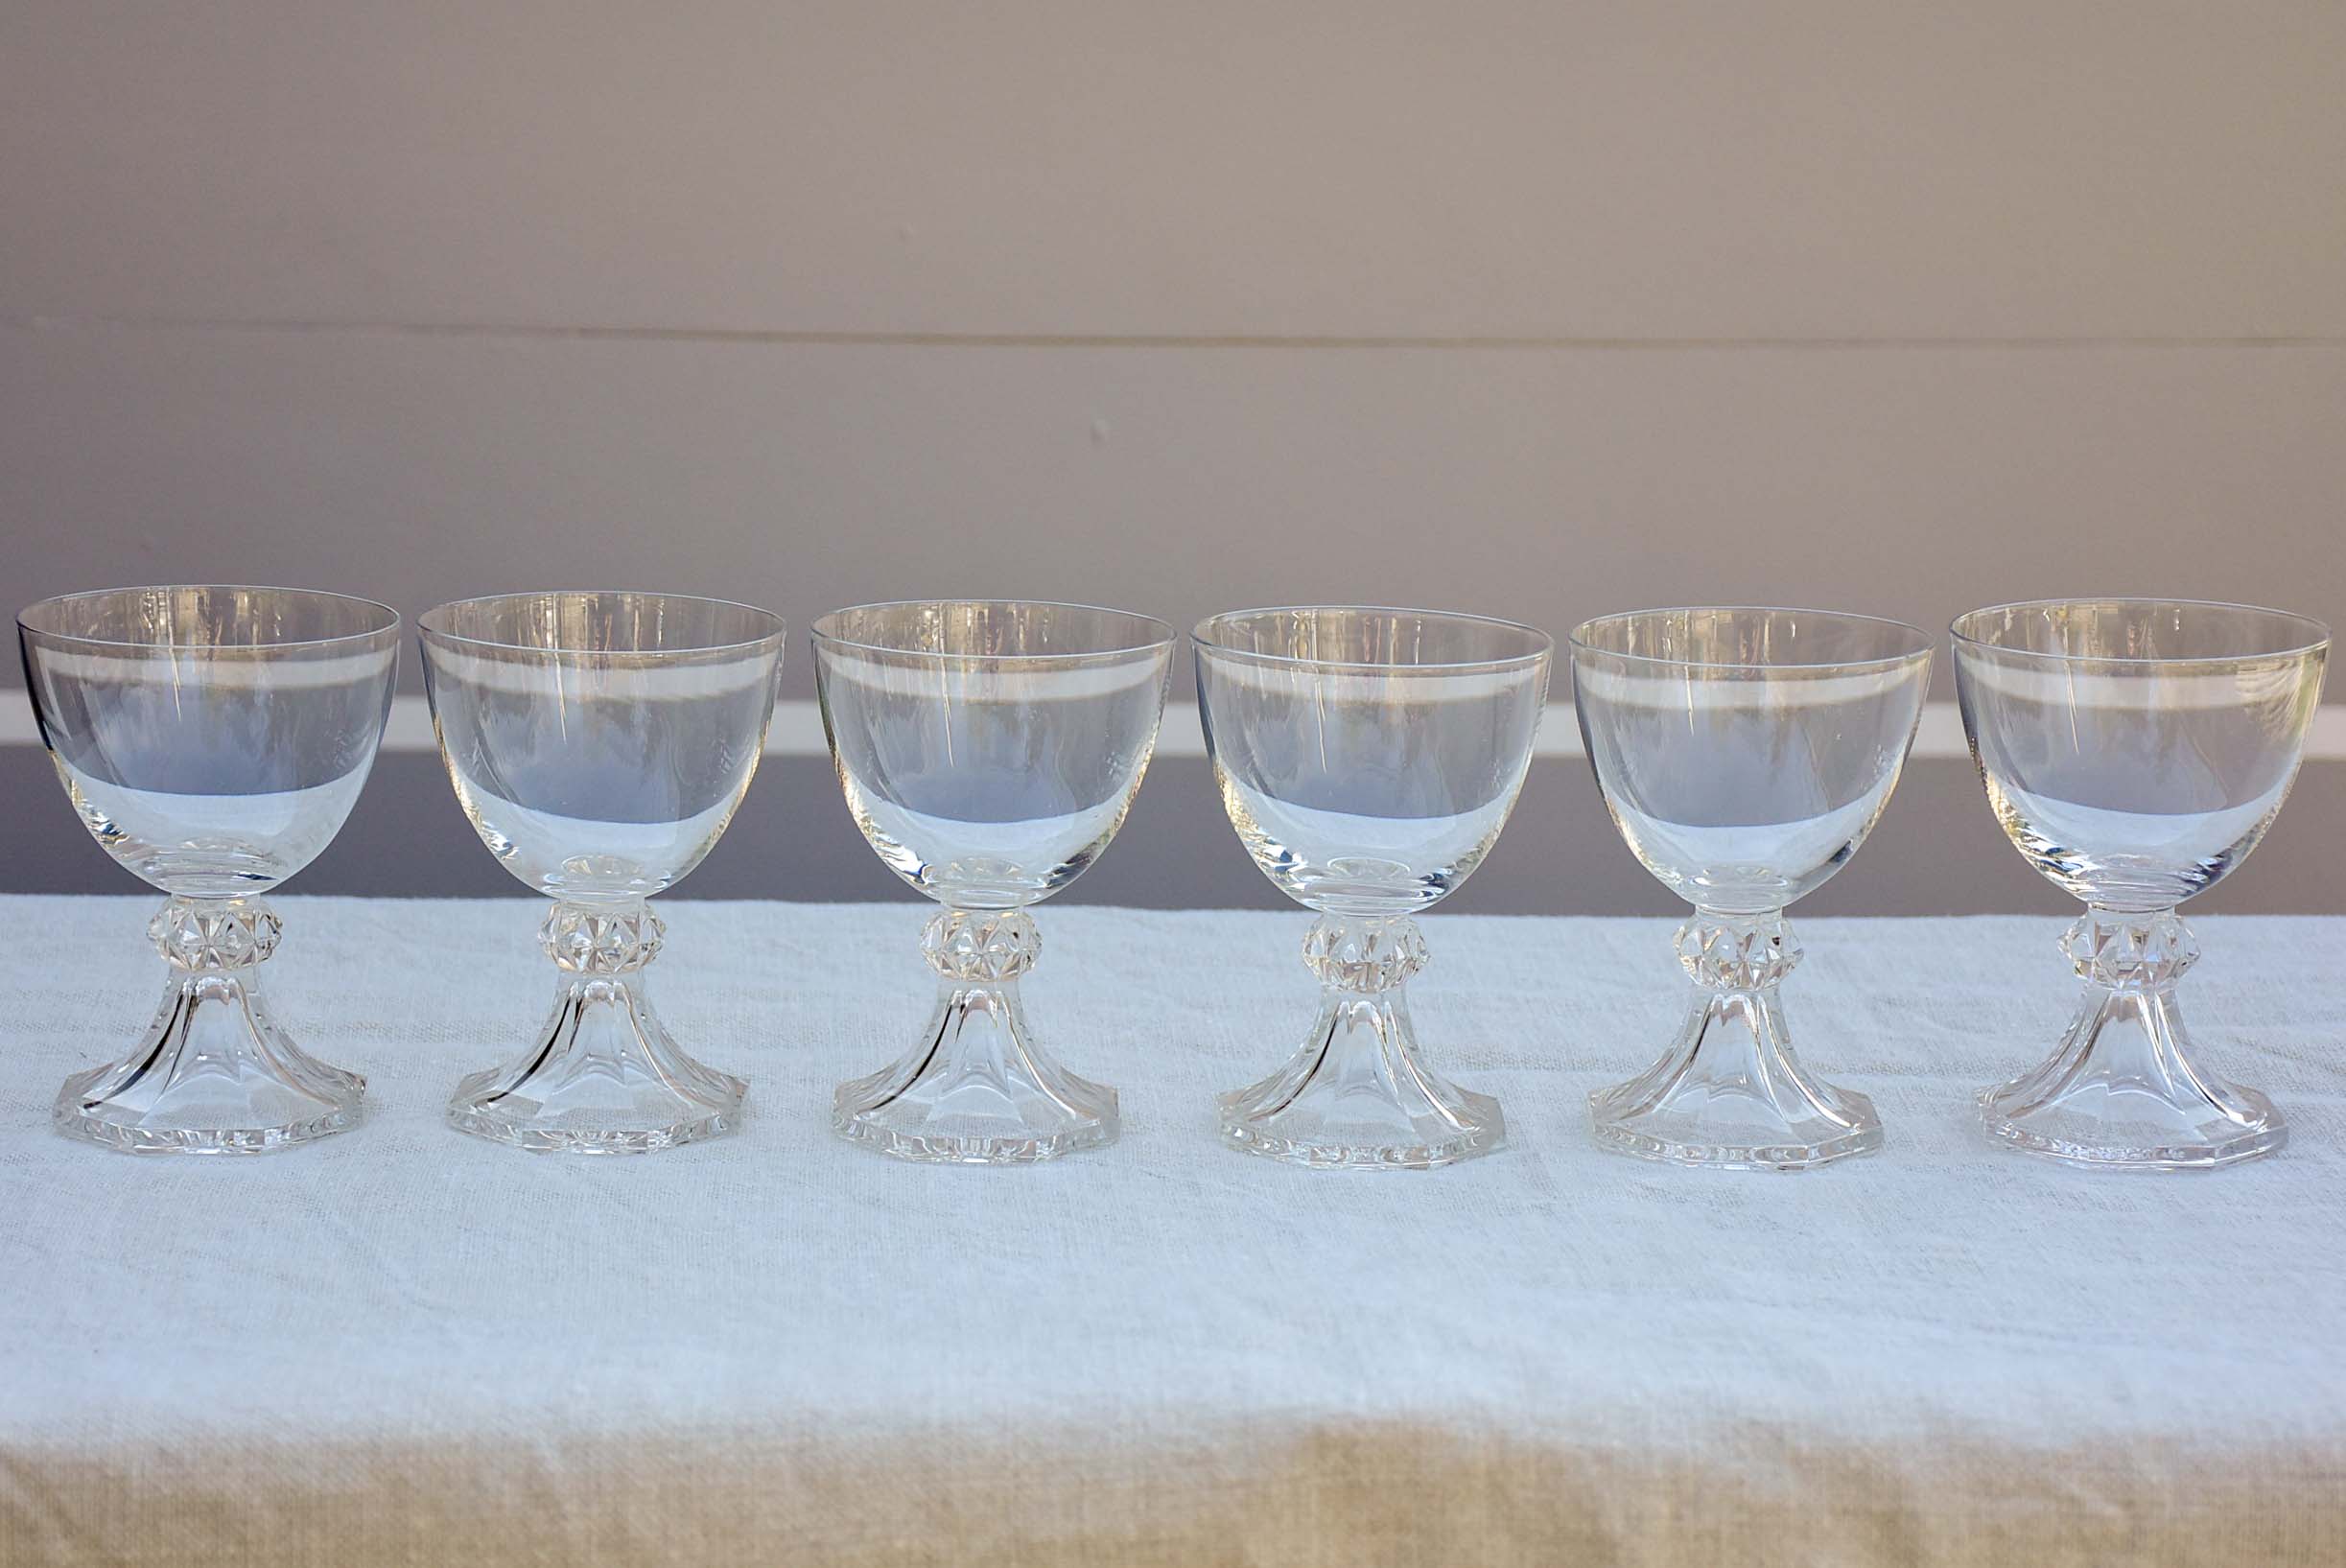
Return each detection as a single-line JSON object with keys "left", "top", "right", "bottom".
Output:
{"left": 1194, "top": 606, "right": 1552, "bottom": 1169}
{"left": 1953, "top": 598, "right": 2327, "bottom": 1170}
{"left": 17, "top": 586, "right": 401, "bottom": 1154}
{"left": 418, "top": 592, "right": 786, "bottom": 1154}
{"left": 1573, "top": 608, "right": 1933, "bottom": 1170}
{"left": 811, "top": 600, "right": 1174, "bottom": 1164}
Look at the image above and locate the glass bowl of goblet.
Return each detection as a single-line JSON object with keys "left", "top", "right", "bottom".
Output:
{"left": 1952, "top": 598, "right": 2327, "bottom": 1170}
{"left": 1194, "top": 605, "right": 1552, "bottom": 1169}
{"left": 811, "top": 600, "right": 1174, "bottom": 1164}
{"left": 1572, "top": 607, "right": 1933, "bottom": 1171}
{"left": 18, "top": 585, "right": 402, "bottom": 1154}
{"left": 419, "top": 591, "right": 786, "bottom": 1154}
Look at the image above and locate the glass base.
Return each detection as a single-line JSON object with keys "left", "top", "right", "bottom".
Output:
{"left": 1590, "top": 916, "right": 1880, "bottom": 1172}
{"left": 1979, "top": 1086, "right": 2285, "bottom": 1171}
{"left": 56, "top": 970, "right": 364, "bottom": 1156}
{"left": 1981, "top": 976, "right": 2285, "bottom": 1171}
{"left": 450, "top": 972, "right": 746, "bottom": 1155}
{"left": 833, "top": 979, "right": 1117, "bottom": 1164}
{"left": 1589, "top": 1081, "right": 1882, "bottom": 1171}
{"left": 1218, "top": 949, "right": 1505, "bottom": 1171}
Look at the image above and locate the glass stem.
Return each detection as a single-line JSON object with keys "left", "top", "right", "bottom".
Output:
{"left": 1214, "top": 913, "right": 1506, "bottom": 1168}
{"left": 446, "top": 901, "right": 747, "bottom": 1151}
{"left": 1669, "top": 910, "right": 1818, "bottom": 1112}
{"left": 1287, "top": 914, "right": 1444, "bottom": 1112}
{"left": 896, "top": 908, "right": 1064, "bottom": 1113}
{"left": 829, "top": 907, "right": 1118, "bottom": 1161}
{"left": 2065, "top": 902, "right": 2197, "bottom": 1035}
{"left": 1585, "top": 909, "right": 1880, "bottom": 1165}
{"left": 54, "top": 897, "right": 364, "bottom": 1151}
{"left": 117, "top": 896, "right": 297, "bottom": 1107}
{"left": 2034, "top": 908, "right": 2264, "bottom": 1126}
{"left": 513, "top": 900, "right": 675, "bottom": 1092}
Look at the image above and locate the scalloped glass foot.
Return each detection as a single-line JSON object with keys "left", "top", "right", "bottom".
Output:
{"left": 57, "top": 986, "right": 364, "bottom": 1156}
{"left": 450, "top": 973, "right": 746, "bottom": 1155}
{"left": 1218, "top": 1073, "right": 1505, "bottom": 1170}
{"left": 1589, "top": 1078, "right": 1882, "bottom": 1171}
{"left": 833, "top": 979, "right": 1117, "bottom": 1164}
{"left": 1218, "top": 982, "right": 1505, "bottom": 1171}
{"left": 1980, "top": 973, "right": 2286, "bottom": 1171}
{"left": 1979, "top": 1085, "right": 2284, "bottom": 1171}
{"left": 1589, "top": 1002, "right": 1881, "bottom": 1172}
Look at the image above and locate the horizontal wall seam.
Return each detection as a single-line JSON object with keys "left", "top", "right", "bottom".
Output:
{"left": 8, "top": 316, "right": 2346, "bottom": 353}
{"left": 7, "top": 698, "right": 2346, "bottom": 763}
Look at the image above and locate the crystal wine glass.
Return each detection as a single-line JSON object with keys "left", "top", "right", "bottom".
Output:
{"left": 1194, "top": 606, "right": 1552, "bottom": 1169}
{"left": 1573, "top": 607, "right": 1933, "bottom": 1170}
{"left": 811, "top": 600, "right": 1174, "bottom": 1163}
{"left": 18, "top": 586, "right": 401, "bottom": 1154}
{"left": 1952, "top": 598, "right": 2327, "bottom": 1169}
{"left": 419, "top": 592, "right": 786, "bottom": 1153}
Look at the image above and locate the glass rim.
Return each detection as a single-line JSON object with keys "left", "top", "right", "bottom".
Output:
{"left": 17, "top": 584, "right": 403, "bottom": 651}
{"left": 810, "top": 598, "right": 1178, "bottom": 662}
{"left": 1191, "top": 603, "right": 1554, "bottom": 672}
{"left": 1949, "top": 597, "right": 2333, "bottom": 667}
{"left": 417, "top": 589, "right": 788, "bottom": 655}
{"left": 1567, "top": 605, "right": 1934, "bottom": 671}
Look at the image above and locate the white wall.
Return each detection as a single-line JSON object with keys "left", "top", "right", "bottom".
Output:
{"left": 5, "top": 3, "right": 2343, "bottom": 906}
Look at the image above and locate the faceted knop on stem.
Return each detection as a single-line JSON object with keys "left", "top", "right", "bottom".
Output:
{"left": 1302, "top": 917, "right": 1429, "bottom": 993}
{"left": 2061, "top": 910, "right": 2198, "bottom": 990}
{"left": 921, "top": 909, "right": 1041, "bottom": 981}
{"left": 539, "top": 903, "right": 666, "bottom": 973}
{"left": 149, "top": 897, "right": 283, "bottom": 971}
{"left": 1675, "top": 912, "right": 1801, "bottom": 991}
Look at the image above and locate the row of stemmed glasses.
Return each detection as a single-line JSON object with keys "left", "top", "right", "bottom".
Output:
{"left": 1570, "top": 601, "right": 2326, "bottom": 1173}
{"left": 16, "top": 589, "right": 2328, "bottom": 1176}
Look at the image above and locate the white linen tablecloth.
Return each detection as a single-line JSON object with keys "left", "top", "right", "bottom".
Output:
{"left": 2, "top": 898, "right": 2342, "bottom": 1567}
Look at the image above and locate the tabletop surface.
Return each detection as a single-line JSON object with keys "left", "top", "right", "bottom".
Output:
{"left": 3, "top": 898, "right": 2342, "bottom": 1567}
